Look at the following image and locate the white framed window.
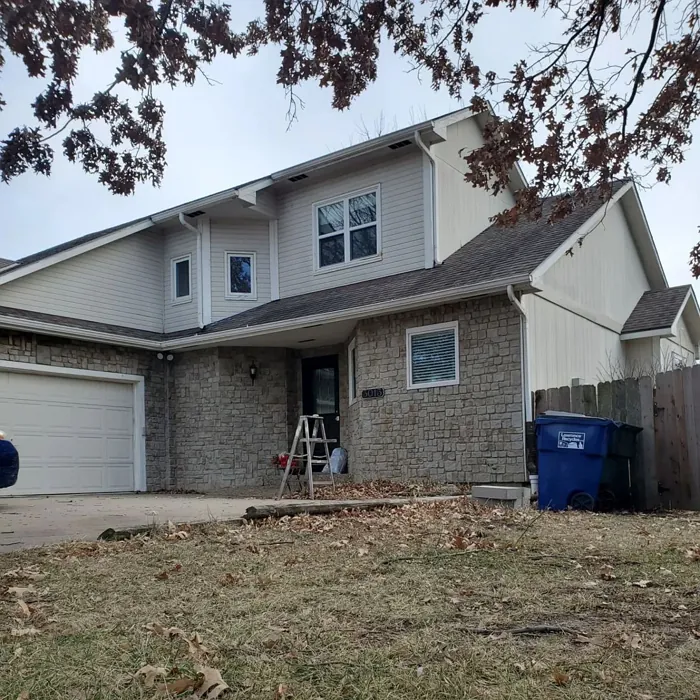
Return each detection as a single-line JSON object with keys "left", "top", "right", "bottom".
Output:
{"left": 313, "top": 185, "right": 381, "bottom": 272}
{"left": 406, "top": 321, "right": 459, "bottom": 389}
{"left": 348, "top": 338, "right": 358, "bottom": 404}
{"left": 171, "top": 254, "right": 192, "bottom": 304}
{"left": 225, "top": 252, "right": 257, "bottom": 300}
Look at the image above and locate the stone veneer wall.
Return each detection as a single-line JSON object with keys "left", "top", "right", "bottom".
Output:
{"left": 169, "top": 346, "right": 289, "bottom": 491}
{"left": 0, "top": 331, "right": 167, "bottom": 490}
{"left": 344, "top": 296, "right": 525, "bottom": 483}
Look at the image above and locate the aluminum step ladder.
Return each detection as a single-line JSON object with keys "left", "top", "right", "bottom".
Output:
{"left": 277, "top": 415, "right": 337, "bottom": 499}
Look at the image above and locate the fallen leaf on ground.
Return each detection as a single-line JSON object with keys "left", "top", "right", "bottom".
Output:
{"left": 194, "top": 666, "right": 229, "bottom": 699}
{"left": 166, "top": 531, "right": 190, "bottom": 541}
{"left": 551, "top": 671, "right": 570, "bottom": 686}
{"left": 632, "top": 580, "right": 653, "bottom": 588}
{"left": 16, "top": 691, "right": 29, "bottom": 700}
{"left": 16, "top": 600, "right": 31, "bottom": 619}
{"left": 274, "top": 684, "right": 291, "bottom": 699}
{"left": 158, "top": 677, "right": 198, "bottom": 694}
{"left": 220, "top": 573, "right": 243, "bottom": 586}
{"left": 600, "top": 571, "right": 617, "bottom": 581}
{"left": 10, "top": 628, "right": 40, "bottom": 637}
{"left": 7, "top": 586, "right": 35, "bottom": 599}
{"left": 357, "top": 547, "right": 369, "bottom": 557}
{"left": 154, "top": 571, "right": 169, "bottom": 580}
{"left": 135, "top": 665, "right": 167, "bottom": 688}
{"left": 186, "top": 632, "right": 209, "bottom": 657}
{"left": 685, "top": 548, "right": 700, "bottom": 561}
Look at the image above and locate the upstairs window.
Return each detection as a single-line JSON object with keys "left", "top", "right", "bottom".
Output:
{"left": 226, "top": 252, "right": 256, "bottom": 299}
{"left": 314, "top": 186, "right": 381, "bottom": 270}
{"left": 172, "top": 255, "right": 192, "bottom": 303}
{"left": 406, "top": 321, "right": 459, "bottom": 389}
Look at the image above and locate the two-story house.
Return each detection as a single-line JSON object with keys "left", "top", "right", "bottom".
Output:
{"left": 1, "top": 107, "right": 698, "bottom": 496}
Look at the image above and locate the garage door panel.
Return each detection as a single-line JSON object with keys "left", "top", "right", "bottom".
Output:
{"left": 107, "top": 437, "right": 133, "bottom": 460}
{"left": 0, "top": 371, "right": 136, "bottom": 495}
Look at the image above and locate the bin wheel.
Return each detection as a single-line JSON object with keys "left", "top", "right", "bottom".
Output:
{"left": 569, "top": 491, "right": 596, "bottom": 511}
{"left": 597, "top": 488, "right": 616, "bottom": 512}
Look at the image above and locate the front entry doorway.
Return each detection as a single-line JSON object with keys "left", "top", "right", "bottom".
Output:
{"left": 301, "top": 355, "right": 340, "bottom": 464}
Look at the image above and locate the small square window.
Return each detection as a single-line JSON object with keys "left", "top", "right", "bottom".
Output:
{"left": 406, "top": 322, "right": 459, "bottom": 389}
{"left": 172, "top": 255, "right": 191, "bottom": 303}
{"left": 225, "top": 252, "right": 256, "bottom": 299}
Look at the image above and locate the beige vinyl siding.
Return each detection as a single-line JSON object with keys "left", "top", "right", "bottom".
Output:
{"left": 277, "top": 149, "right": 425, "bottom": 298}
{"left": 660, "top": 316, "right": 697, "bottom": 366}
{"left": 164, "top": 228, "right": 198, "bottom": 332}
{"left": 210, "top": 219, "right": 271, "bottom": 322}
{"left": 0, "top": 231, "right": 164, "bottom": 332}
{"left": 527, "top": 200, "right": 657, "bottom": 388}
{"left": 524, "top": 293, "right": 626, "bottom": 389}
{"left": 432, "top": 118, "right": 516, "bottom": 261}
{"left": 542, "top": 202, "right": 651, "bottom": 325}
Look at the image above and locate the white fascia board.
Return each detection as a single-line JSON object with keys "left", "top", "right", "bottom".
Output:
{"left": 162, "top": 274, "right": 533, "bottom": 351}
{"left": 621, "top": 327, "right": 674, "bottom": 341}
{"left": 671, "top": 286, "right": 700, "bottom": 344}
{"left": 530, "top": 181, "right": 634, "bottom": 282}
{"left": 624, "top": 184, "right": 668, "bottom": 289}
{"left": 0, "top": 219, "right": 155, "bottom": 286}
{"left": 0, "top": 276, "right": 533, "bottom": 353}
{"left": 0, "top": 314, "right": 162, "bottom": 350}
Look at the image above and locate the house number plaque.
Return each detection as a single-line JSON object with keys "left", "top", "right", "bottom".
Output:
{"left": 361, "top": 388, "right": 385, "bottom": 399}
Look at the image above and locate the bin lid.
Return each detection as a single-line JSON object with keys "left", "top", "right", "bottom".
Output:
{"left": 535, "top": 414, "right": 641, "bottom": 433}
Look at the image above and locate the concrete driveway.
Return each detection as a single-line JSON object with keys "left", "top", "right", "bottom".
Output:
{"left": 0, "top": 493, "right": 291, "bottom": 551}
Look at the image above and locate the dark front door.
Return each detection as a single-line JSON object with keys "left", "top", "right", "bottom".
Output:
{"left": 301, "top": 355, "right": 340, "bottom": 456}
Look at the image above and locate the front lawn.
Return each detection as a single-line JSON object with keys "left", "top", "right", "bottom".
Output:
{"left": 2, "top": 499, "right": 700, "bottom": 699}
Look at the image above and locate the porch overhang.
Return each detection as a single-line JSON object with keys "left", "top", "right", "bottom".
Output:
{"left": 0, "top": 274, "right": 534, "bottom": 352}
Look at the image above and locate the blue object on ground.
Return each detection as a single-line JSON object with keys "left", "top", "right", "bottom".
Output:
{"left": 536, "top": 415, "right": 637, "bottom": 511}
{"left": 0, "top": 439, "right": 19, "bottom": 489}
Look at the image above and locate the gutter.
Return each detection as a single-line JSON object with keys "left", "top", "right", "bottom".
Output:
{"left": 507, "top": 284, "right": 531, "bottom": 481}
{"left": 0, "top": 275, "right": 533, "bottom": 353}
{"left": 164, "top": 275, "right": 533, "bottom": 351}
{"left": 414, "top": 130, "right": 438, "bottom": 267}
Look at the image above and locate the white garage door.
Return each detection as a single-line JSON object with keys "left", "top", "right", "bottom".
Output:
{"left": 0, "top": 370, "right": 135, "bottom": 495}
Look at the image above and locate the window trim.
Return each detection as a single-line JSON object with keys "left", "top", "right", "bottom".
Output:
{"left": 406, "top": 321, "right": 460, "bottom": 390}
{"left": 171, "top": 254, "right": 192, "bottom": 305}
{"left": 312, "top": 184, "right": 382, "bottom": 273}
{"left": 348, "top": 338, "right": 358, "bottom": 404}
{"left": 224, "top": 251, "right": 257, "bottom": 300}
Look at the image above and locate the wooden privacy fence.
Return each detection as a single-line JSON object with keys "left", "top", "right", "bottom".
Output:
{"left": 533, "top": 366, "right": 700, "bottom": 511}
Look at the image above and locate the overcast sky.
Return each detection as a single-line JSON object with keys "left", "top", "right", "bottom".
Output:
{"left": 0, "top": 1, "right": 698, "bottom": 292}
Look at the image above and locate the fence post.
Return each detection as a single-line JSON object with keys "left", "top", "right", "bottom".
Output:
{"left": 598, "top": 382, "right": 612, "bottom": 418}
{"left": 570, "top": 385, "right": 583, "bottom": 414}
{"left": 689, "top": 366, "right": 700, "bottom": 509}
{"left": 634, "top": 375, "right": 659, "bottom": 511}
{"left": 582, "top": 385, "right": 597, "bottom": 416}
{"left": 557, "top": 386, "right": 571, "bottom": 413}
{"left": 612, "top": 380, "right": 627, "bottom": 422}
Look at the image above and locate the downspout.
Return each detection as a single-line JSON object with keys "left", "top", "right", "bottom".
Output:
{"left": 178, "top": 213, "right": 204, "bottom": 328}
{"left": 507, "top": 284, "right": 531, "bottom": 481}
{"left": 414, "top": 130, "right": 438, "bottom": 266}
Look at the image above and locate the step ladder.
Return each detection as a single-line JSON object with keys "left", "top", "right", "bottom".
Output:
{"left": 277, "top": 415, "right": 337, "bottom": 500}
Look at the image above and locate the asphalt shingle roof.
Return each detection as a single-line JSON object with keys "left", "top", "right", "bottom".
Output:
{"left": 207, "top": 185, "right": 626, "bottom": 334}
{"left": 622, "top": 286, "right": 691, "bottom": 334}
{"left": 0, "top": 259, "right": 14, "bottom": 270}
{"left": 0, "top": 182, "right": 629, "bottom": 342}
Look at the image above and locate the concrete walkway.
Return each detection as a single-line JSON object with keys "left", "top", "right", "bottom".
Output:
{"left": 0, "top": 493, "right": 304, "bottom": 551}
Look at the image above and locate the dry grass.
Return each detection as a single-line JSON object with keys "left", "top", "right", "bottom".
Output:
{"left": 2, "top": 499, "right": 700, "bottom": 700}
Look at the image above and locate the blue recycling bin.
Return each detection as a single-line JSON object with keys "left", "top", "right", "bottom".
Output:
{"left": 0, "top": 439, "right": 19, "bottom": 489}
{"left": 536, "top": 415, "right": 635, "bottom": 511}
